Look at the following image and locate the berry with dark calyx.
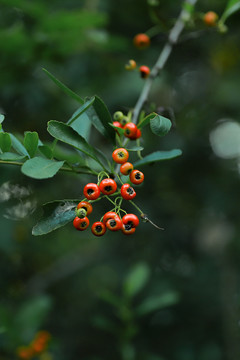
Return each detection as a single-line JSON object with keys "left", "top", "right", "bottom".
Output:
{"left": 103, "top": 211, "right": 120, "bottom": 224}
{"left": 133, "top": 33, "right": 150, "bottom": 49}
{"left": 113, "top": 111, "right": 124, "bottom": 121}
{"left": 83, "top": 183, "right": 100, "bottom": 200}
{"left": 121, "top": 183, "right": 136, "bottom": 200}
{"left": 73, "top": 216, "right": 89, "bottom": 231}
{"left": 122, "top": 223, "right": 136, "bottom": 235}
{"left": 125, "top": 59, "right": 137, "bottom": 70}
{"left": 203, "top": 11, "right": 218, "bottom": 26}
{"left": 99, "top": 178, "right": 117, "bottom": 195}
{"left": 112, "top": 148, "right": 129, "bottom": 164}
{"left": 77, "top": 201, "right": 93, "bottom": 215}
{"left": 91, "top": 221, "right": 106, "bottom": 236}
{"left": 106, "top": 217, "right": 122, "bottom": 231}
{"left": 122, "top": 213, "right": 139, "bottom": 228}
{"left": 120, "top": 116, "right": 130, "bottom": 127}
{"left": 123, "top": 122, "right": 138, "bottom": 139}
{"left": 120, "top": 162, "right": 134, "bottom": 176}
{"left": 129, "top": 169, "right": 144, "bottom": 185}
{"left": 139, "top": 65, "right": 150, "bottom": 79}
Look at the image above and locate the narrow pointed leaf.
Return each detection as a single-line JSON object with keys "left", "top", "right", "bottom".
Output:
{"left": 138, "top": 113, "right": 157, "bottom": 129}
{"left": 133, "top": 150, "right": 182, "bottom": 167}
{"left": 43, "top": 68, "right": 84, "bottom": 104}
{"left": 221, "top": 0, "right": 240, "bottom": 23}
{"left": 23, "top": 131, "right": 39, "bottom": 158}
{"left": 67, "top": 97, "right": 95, "bottom": 126}
{"left": 21, "top": 157, "right": 64, "bottom": 179}
{"left": 10, "top": 134, "right": 29, "bottom": 157}
{"left": 47, "top": 120, "right": 107, "bottom": 168}
{"left": 124, "top": 263, "right": 150, "bottom": 298}
{"left": 0, "top": 114, "right": 5, "bottom": 124}
{"left": 32, "top": 200, "right": 78, "bottom": 236}
{"left": 150, "top": 115, "right": 172, "bottom": 136}
{"left": 136, "top": 292, "right": 180, "bottom": 316}
{"left": 0, "top": 133, "right": 12, "bottom": 152}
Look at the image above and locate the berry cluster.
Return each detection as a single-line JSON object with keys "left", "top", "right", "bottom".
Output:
{"left": 16, "top": 331, "right": 51, "bottom": 360}
{"left": 73, "top": 148, "right": 144, "bottom": 236}
{"left": 112, "top": 111, "right": 142, "bottom": 140}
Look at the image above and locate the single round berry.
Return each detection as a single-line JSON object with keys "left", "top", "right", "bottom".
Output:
{"left": 122, "top": 223, "right": 136, "bottom": 235}
{"left": 99, "top": 178, "right": 117, "bottom": 195}
{"left": 133, "top": 33, "right": 150, "bottom": 49}
{"left": 122, "top": 213, "right": 139, "bottom": 228}
{"left": 203, "top": 11, "right": 218, "bottom": 26}
{"left": 130, "top": 170, "right": 144, "bottom": 185}
{"left": 83, "top": 183, "right": 100, "bottom": 200}
{"left": 76, "top": 207, "right": 87, "bottom": 219}
{"left": 106, "top": 217, "right": 122, "bottom": 231}
{"left": 135, "top": 128, "right": 142, "bottom": 139}
{"left": 123, "top": 122, "right": 138, "bottom": 139}
{"left": 121, "top": 183, "right": 136, "bottom": 200}
{"left": 125, "top": 59, "right": 137, "bottom": 70}
{"left": 102, "top": 211, "right": 120, "bottom": 225}
{"left": 113, "top": 121, "right": 123, "bottom": 128}
{"left": 120, "top": 116, "right": 130, "bottom": 127}
{"left": 112, "top": 148, "right": 129, "bottom": 164}
{"left": 120, "top": 162, "right": 134, "bottom": 176}
{"left": 139, "top": 65, "right": 150, "bottom": 79}
{"left": 73, "top": 216, "right": 90, "bottom": 231}
{"left": 77, "top": 201, "right": 93, "bottom": 215}
{"left": 91, "top": 221, "right": 106, "bottom": 236}
{"left": 113, "top": 111, "right": 124, "bottom": 121}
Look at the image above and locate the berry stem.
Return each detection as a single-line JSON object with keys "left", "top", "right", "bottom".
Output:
{"left": 129, "top": 200, "right": 144, "bottom": 215}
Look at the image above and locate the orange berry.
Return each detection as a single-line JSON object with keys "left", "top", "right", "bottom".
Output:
{"left": 133, "top": 33, "right": 150, "bottom": 49}
{"left": 125, "top": 59, "right": 137, "bottom": 70}
{"left": 139, "top": 66, "right": 150, "bottom": 79}
{"left": 203, "top": 11, "right": 218, "bottom": 26}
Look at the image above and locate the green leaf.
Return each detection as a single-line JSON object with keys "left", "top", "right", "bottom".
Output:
{"left": 23, "top": 131, "right": 39, "bottom": 158}
{"left": 21, "top": 157, "right": 64, "bottom": 179}
{"left": 0, "top": 152, "right": 26, "bottom": 161}
{"left": 109, "top": 122, "right": 125, "bottom": 135}
{"left": 150, "top": 114, "right": 172, "bottom": 136}
{"left": 124, "top": 263, "right": 150, "bottom": 298}
{"left": 86, "top": 96, "right": 115, "bottom": 143}
{"left": 10, "top": 134, "right": 29, "bottom": 157}
{"left": 67, "top": 98, "right": 95, "bottom": 140}
{"left": 42, "top": 68, "right": 84, "bottom": 104}
{"left": 38, "top": 145, "right": 53, "bottom": 159}
{"left": 0, "top": 133, "right": 12, "bottom": 152}
{"left": 0, "top": 114, "right": 5, "bottom": 124}
{"left": 126, "top": 145, "right": 144, "bottom": 151}
{"left": 133, "top": 149, "right": 182, "bottom": 167}
{"left": 220, "top": 0, "right": 240, "bottom": 23}
{"left": 67, "top": 97, "right": 95, "bottom": 125}
{"left": 47, "top": 120, "right": 107, "bottom": 169}
{"left": 135, "top": 291, "right": 180, "bottom": 316}
{"left": 138, "top": 113, "right": 157, "bottom": 129}
{"left": 32, "top": 200, "right": 78, "bottom": 236}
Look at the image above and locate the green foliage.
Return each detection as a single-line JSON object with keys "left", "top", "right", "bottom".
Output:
{"left": 123, "top": 263, "right": 151, "bottom": 298}
{"left": 23, "top": 132, "right": 39, "bottom": 158}
{"left": 220, "top": 0, "right": 240, "bottom": 23}
{"left": 0, "top": 133, "right": 12, "bottom": 152}
{"left": 21, "top": 157, "right": 65, "bottom": 179}
{"left": 133, "top": 149, "right": 182, "bottom": 167}
{"left": 150, "top": 115, "right": 172, "bottom": 136}
{"left": 135, "top": 291, "right": 180, "bottom": 316}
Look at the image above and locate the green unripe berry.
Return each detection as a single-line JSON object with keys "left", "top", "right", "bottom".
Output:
{"left": 76, "top": 207, "right": 87, "bottom": 219}
{"left": 113, "top": 111, "right": 124, "bottom": 121}
{"left": 120, "top": 116, "right": 130, "bottom": 127}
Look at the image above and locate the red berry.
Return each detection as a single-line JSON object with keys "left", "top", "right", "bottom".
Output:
{"left": 129, "top": 170, "right": 144, "bottom": 185}
{"left": 120, "top": 162, "right": 134, "bottom": 176}
{"left": 73, "top": 216, "right": 90, "bottom": 231}
{"left": 122, "top": 213, "right": 139, "bottom": 228}
{"left": 106, "top": 217, "right": 122, "bottom": 231}
{"left": 99, "top": 178, "right": 117, "bottom": 195}
{"left": 139, "top": 66, "right": 150, "bottom": 79}
{"left": 203, "top": 11, "right": 218, "bottom": 26}
{"left": 123, "top": 122, "right": 138, "bottom": 139}
{"left": 122, "top": 224, "right": 136, "bottom": 235}
{"left": 135, "top": 128, "right": 142, "bottom": 139}
{"left": 113, "top": 121, "right": 123, "bottom": 128}
{"left": 112, "top": 148, "right": 129, "bottom": 164}
{"left": 77, "top": 201, "right": 93, "bottom": 215}
{"left": 91, "top": 221, "right": 106, "bottom": 236}
{"left": 83, "top": 183, "right": 100, "bottom": 200}
{"left": 121, "top": 183, "right": 136, "bottom": 200}
{"left": 102, "top": 211, "right": 120, "bottom": 224}
{"left": 133, "top": 33, "right": 150, "bottom": 49}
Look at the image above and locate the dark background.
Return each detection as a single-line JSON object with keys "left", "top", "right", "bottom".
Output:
{"left": 0, "top": 0, "right": 240, "bottom": 359}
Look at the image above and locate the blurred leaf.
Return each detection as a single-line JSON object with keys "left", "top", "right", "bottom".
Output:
{"left": 10, "top": 134, "right": 29, "bottom": 157}
{"left": 0, "top": 152, "right": 26, "bottom": 161}
{"left": 15, "top": 296, "right": 52, "bottom": 339}
{"left": 42, "top": 68, "right": 84, "bottom": 104}
{"left": 100, "top": 290, "right": 122, "bottom": 308}
{"left": 124, "top": 263, "right": 150, "bottom": 298}
{"left": 0, "top": 133, "right": 12, "bottom": 152}
{"left": 126, "top": 145, "right": 144, "bottom": 151}
{"left": 135, "top": 291, "right": 180, "bottom": 316}
{"left": 0, "top": 114, "right": 5, "bottom": 124}
{"left": 133, "top": 149, "right": 182, "bottom": 167}
{"left": 150, "top": 115, "right": 172, "bottom": 136}
{"left": 138, "top": 113, "right": 157, "bottom": 128}
{"left": 86, "top": 96, "right": 115, "bottom": 143}
{"left": 21, "top": 157, "right": 64, "bottom": 179}
{"left": 92, "top": 315, "right": 117, "bottom": 333}
{"left": 23, "top": 131, "right": 39, "bottom": 158}
{"left": 221, "top": 0, "right": 240, "bottom": 23}
{"left": 47, "top": 120, "right": 107, "bottom": 169}
{"left": 32, "top": 200, "right": 78, "bottom": 236}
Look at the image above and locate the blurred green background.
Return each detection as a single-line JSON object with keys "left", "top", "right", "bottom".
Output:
{"left": 1, "top": 0, "right": 240, "bottom": 359}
